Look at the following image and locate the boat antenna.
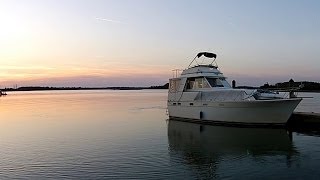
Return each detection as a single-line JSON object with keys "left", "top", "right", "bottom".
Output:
{"left": 210, "top": 57, "right": 217, "bottom": 67}
{"left": 187, "top": 55, "right": 199, "bottom": 68}
{"left": 188, "top": 52, "right": 217, "bottom": 68}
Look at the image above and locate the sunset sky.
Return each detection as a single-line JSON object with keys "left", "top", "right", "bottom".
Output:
{"left": 0, "top": 0, "right": 319, "bottom": 87}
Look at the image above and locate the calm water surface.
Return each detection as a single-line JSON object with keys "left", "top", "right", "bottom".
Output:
{"left": 0, "top": 90, "right": 320, "bottom": 179}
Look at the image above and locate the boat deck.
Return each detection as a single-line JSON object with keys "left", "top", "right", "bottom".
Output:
{"left": 288, "top": 112, "right": 320, "bottom": 126}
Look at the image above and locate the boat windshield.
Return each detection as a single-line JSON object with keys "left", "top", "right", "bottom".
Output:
{"left": 206, "top": 77, "right": 231, "bottom": 88}
{"left": 186, "top": 77, "right": 230, "bottom": 90}
{"left": 186, "top": 77, "right": 210, "bottom": 90}
{"left": 206, "top": 78, "right": 223, "bottom": 87}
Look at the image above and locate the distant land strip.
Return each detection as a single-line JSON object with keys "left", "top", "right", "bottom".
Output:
{"left": 0, "top": 83, "right": 170, "bottom": 92}
{"left": 1, "top": 79, "right": 320, "bottom": 92}
{"left": 258, "top": 79, "right": 320, "bottom": 92}
{"left": 222, "top": 79, "right": 320, "bottom": 92}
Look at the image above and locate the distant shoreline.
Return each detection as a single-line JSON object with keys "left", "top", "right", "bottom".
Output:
{"left": 0, "top": 84, "right": 169, "bottom": 92}
{"left": 1, "top": 80, "right": 320, "bottom": 93}
{"left": 235, "top": 80, "right": 320, "bottom": 93}
{"left": 1, "top": 87, "right": 320, "bottom": 93}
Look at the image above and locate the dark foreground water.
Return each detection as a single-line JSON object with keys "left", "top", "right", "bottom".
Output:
{"left": 0, "top": 90, "right": 320, "bottom": 179}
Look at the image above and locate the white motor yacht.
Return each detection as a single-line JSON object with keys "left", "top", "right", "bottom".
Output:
{"left": 167, "top": 52, "right": 302, "bottom": 126}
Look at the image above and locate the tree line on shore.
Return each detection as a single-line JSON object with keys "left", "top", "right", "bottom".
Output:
{"left": 0, "top": 83, "right": 170, "bottom": 91}
{"left": 1, "top": 80, "right": 319, "bottom": 92}
{"left": 260, "top": 79, "right": 320, "bottom": 92}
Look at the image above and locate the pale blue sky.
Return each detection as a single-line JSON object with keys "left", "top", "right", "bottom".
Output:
{"left": 0, "top": 0, "right": 319, "bottom": 87}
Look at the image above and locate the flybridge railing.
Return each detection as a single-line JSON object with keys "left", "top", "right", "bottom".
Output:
{"left": 172, "top": 69, "right": 183, "bottom": 78}
{"left": 196, "top": 90, "right": 256, "bottom": 102}
{"left": 197, "top": 90, "right": 293, "bottom": 102}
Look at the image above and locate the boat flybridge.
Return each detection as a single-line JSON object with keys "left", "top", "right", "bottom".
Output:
{"left": 167, "top": 52, "right": 302, "bottom": 126}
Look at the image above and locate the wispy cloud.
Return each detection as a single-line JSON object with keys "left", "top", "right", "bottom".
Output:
{"left": 95, "top": 17, "right": 126, "bottom": 24}
{"left": 0, "top": 65, "right": 56, "bottom": 70}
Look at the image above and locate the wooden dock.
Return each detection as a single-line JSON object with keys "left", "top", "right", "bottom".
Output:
{"left": 288, "top": 112, "right": 320, "bottom": 129}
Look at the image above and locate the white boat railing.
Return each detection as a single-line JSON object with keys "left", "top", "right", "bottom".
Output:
{"left": 169, "top": 88, "right": 299, "bottom": 103}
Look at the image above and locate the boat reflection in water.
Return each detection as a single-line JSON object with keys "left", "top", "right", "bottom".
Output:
{"left": 167, "top": 120, "right": 299, "bottom": 178}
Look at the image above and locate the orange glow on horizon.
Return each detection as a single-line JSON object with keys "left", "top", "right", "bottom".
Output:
{"left": 0, "top": 63, "right": 171, "bottom": 85}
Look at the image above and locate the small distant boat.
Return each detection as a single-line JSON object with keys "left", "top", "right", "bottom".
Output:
{"left": 0, "top": 90, "right": 7, "bottom": 96}
{"left": 167, "top": 52, "right": 302, "bottom": 127}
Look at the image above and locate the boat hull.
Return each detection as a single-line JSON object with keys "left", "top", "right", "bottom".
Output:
{"left": 168, "top": 98, "right": 302, "bottom": 126}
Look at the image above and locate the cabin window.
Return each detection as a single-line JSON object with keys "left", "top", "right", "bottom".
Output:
{"left": 195, "top": 78, "right": 203, "bottom": 88}
{"left": 206, "top": 78, "right": 224, "bottom": 87}
{"left": 187, "top": 80, "right": 195, "bottom": 89}
{"left": 186, "top": 77, "right": 210, "bottom": 89}
{"left": 186, "top": 78, "right": 194, "bottom": 89}
{"left": 202, "top": 79, "right": 210, "bottom": 88}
